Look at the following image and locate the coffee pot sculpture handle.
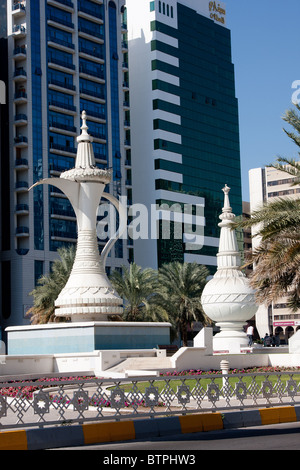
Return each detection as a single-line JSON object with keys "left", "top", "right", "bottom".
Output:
{"left": 100, "top": 193, "right": 127, "bottom": 266}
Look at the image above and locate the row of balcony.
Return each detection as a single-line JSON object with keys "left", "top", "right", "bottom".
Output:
{"left": 49, "top": 99, "right": 76, "bottom": 112}
{"left": 15, "top": 158, "right": 28, "bottom": 168}
{"left": 15, "top": 155, "right": 129, "bottom": 174}
{"left": 47, "top": 18, "right": 104, "bottom": 40}
{"left": 13, "top": 58, "right": 126, "bottom": 87}
{"left": 14, "top": 226, "right": 132, "bottom": 247}
{"left": 12, "top": 25, "right": 125, "bottom": 45}
{"left": 16, "top": 226, "right": 29, "bottom": 236}
{"left": 47, "top": 0, "right": 104, "bottom": 9}
{"left": 14, "top": 93, "right": 128, "bottom": 120}
{"left": 49, "top": 121, "right": 77, "bottom": 133}
{"left": 14, "top": 113, "right": 27, "bottom": 124}
{"left": 15, "top": 181, "right": 28, "bottom": 191}
{"left": 13, "top": 85, "right": 120, "bottom": 107}
{"left": 47, "top": 0, "right": 105, "bottom": 19}
{"left": 48, "top": 62, "right": 107, "bottom": 81}
{"left": 12, "top": 3, "right": 26, "bottom": 16}
{"left": 15, "top": 157, "right": 129, "bottom": 173}
{"left": 14, "top": 136, "right": 28, "bottom": 145}
{"left": 12, "top": 25, "right": 26, "bottom": 37}
{"left": 14, "top": 226, "right": 95, "bottom": 242}
{"left": 13, "top": 46, "right": 26, "bottom": 58}
{"left": 13, "top": 116, "right": 127, "bottom": 141}
{"left": 49, "top": 100, "right": 106, "bottom": 124}
{"left": 13, "top": 68, "right": 26, "bottom": 80}
{"left": 13, "top": 0, "right": 29, "bottom": 255}
{"left": 49, "top": 0, "right": 74, "bottom": 10}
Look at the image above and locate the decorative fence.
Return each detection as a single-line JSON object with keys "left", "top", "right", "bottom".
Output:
{"left": 1, "top": 371, "right": 300, "bottom": 430}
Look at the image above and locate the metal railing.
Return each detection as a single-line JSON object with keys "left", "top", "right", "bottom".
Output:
{"left": 1, "top": 371, "right": 300, "bottom": 430}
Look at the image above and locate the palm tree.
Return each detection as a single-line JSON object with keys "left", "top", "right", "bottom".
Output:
{"left": 236, "top": 198, "right": 300, "bottom": 311}
{"left": 154, "top": 261, "right": 210, "bottom": 346}
{"left": 237, "top": 197, "right": 300, "bottom": 240}
{"left": 27, "top": 245, "right": 75, "bottom": 324}
{"left": 234, "top": 102, "right": 300, "bottom": 310}
{"left": 109, "top": 263, "right": 165, "bottom": 322}
{"left": 268, "top": 102, "right": 300, "bottom": 181}
{"left": 244, "top": 229, "right": 300, "bottom": 311}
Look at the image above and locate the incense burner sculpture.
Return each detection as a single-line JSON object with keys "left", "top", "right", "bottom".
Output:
{"left": 201, "top": 185, "right": 258, "bottom": 352}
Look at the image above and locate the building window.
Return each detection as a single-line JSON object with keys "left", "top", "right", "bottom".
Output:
{"left": 1, "top": 261, "right": 11, "bottom": 320}
{"left": 34, "top": 260, "right": 44, "bottom": 286}
{"left": 115, "top": 239, "right": 123, "bottom": 258}
{"left": 78, "top": 17, "right": 103, "bottom": 39}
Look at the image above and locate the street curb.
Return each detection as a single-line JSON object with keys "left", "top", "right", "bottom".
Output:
{"left": 1, "top": 405, "right": 300, "bottom": 450}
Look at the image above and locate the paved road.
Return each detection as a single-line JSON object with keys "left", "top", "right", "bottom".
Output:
{"left": 52, "top": 421, "right": 300, "bottom": 452}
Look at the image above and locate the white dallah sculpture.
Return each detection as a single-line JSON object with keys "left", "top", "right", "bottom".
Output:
{"left": 30, "top": 111, "right": 127, "bottom": 322}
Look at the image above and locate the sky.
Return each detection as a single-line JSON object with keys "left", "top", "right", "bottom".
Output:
{"left": 224, "top": 0, "right": 300, "bottom": 201}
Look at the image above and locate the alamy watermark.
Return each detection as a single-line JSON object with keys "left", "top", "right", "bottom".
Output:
{"left": 292, "top": 80, "right": 300, "bottom": 105}
{"left": 96, "top": 197, "right": 205, "bottom": 251}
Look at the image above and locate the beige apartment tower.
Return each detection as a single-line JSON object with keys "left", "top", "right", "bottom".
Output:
{"left": 249, "top": 166, "right": 300, "bottom": 343}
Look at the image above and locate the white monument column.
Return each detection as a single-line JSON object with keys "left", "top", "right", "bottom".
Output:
{"left": 201, "top": 185, "right": 258, "bottom": 353}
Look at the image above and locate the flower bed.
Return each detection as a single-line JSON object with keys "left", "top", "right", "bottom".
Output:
{"left": 0, "top": 376, "right": 95, "bottom": 400}
{"left": 161, "top": 366, "right": 300, "bottom": 376}
{"left": 0, "top": 376, "right": 165, "bottom": 408}
{"left": 1, "top": 367, "right": 300, "bottom": 405}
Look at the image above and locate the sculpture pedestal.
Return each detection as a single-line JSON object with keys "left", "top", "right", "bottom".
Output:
{"left": 5, "top": 322, "right": 172, "bottom": 355}
{"left": 212, "top": 322, "right": 249, "bottom": 354}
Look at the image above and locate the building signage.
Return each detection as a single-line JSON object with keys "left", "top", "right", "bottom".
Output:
{"left": 273, "top": 320, "right": 300, "bottom": 327}
{"left": 208, "top": 1, "right": 226, "bottom": 24}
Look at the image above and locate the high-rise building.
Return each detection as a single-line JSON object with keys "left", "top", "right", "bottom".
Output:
{"left": 0, "top": 2, "right": 9, "bottom": 342}
{"left": 126, "top": 0, "right": 242, "bottom": 271}
{"left": 249, "top": 166, "right": 300, "bottom": 343}
{"left": 1, "top": 0, "right": 132, "bottom": 330}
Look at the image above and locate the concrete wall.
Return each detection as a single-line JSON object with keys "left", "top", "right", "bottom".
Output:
{"left": 6, "top": 322, "right": 172, "bottom": 355}
{"left": 1, "top": 328, "right": 299, "bottom": 379}
{"left": 0, "top": 349, "right": 165, "bottom": 378}
{"left": 1, "top": 346, "right": 298, "bottom": 379}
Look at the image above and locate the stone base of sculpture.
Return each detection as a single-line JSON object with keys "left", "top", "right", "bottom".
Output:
{"left": 213, "top": 322, "right": 248, "bottom": 354}
{"left": 5, "top": 322, "right": 172, "bottom": 355}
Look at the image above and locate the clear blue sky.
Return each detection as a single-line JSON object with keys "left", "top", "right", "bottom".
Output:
{"left": 225, "top": 0, "right": 300, "bottom": 201}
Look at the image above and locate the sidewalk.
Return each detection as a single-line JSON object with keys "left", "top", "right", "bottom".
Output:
{"left": 1, "top": 404, "right": 300, "bottom": 450}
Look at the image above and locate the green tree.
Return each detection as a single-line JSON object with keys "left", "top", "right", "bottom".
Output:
{"left": 27, "top": 245, "right": 75, "bottom": 324}
{"left": 154, "top": 261, "right": 210, "bottom": 346}
{"left": 269, "top": 102, "right": 300, "bottom": 182}
{"left": 109, "top": 263, "right": 166, "bottom": 322}
{"left": 236, "top": 198, "right": 300, "bottom": 311}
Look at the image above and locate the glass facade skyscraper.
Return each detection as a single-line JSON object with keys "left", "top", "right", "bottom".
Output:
{"left": 1, "top": 0, "right": 132, "bottom": 330}
{"left": 126, "top": 0, "right": 242, "bottom": 272}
